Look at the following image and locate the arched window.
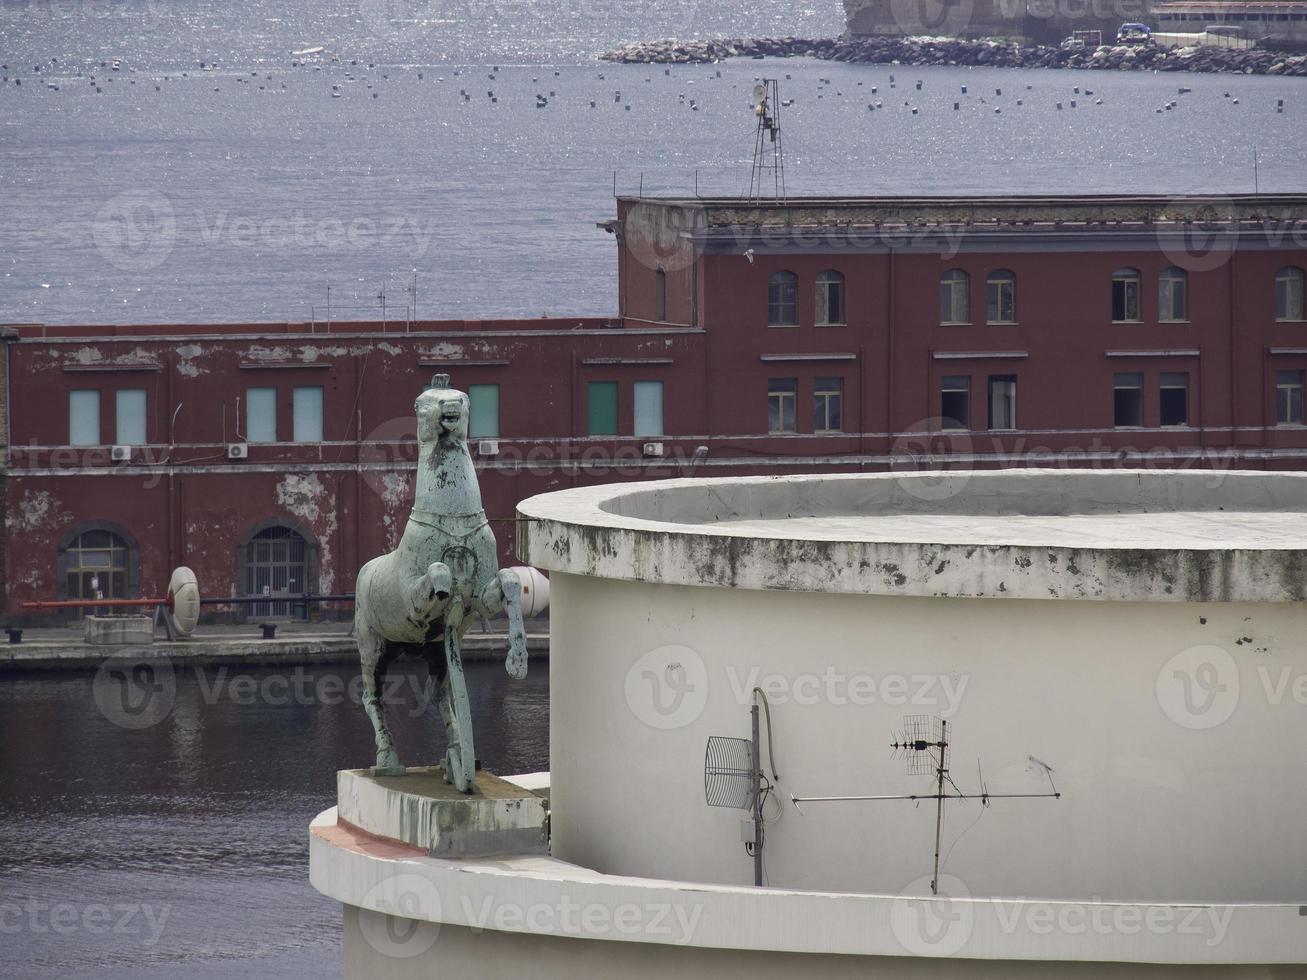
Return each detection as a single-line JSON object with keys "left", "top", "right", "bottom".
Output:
{"left": 237, "top": 521, "right": 319, "bottom": 620}
{"left": 1112, "top": 268, "right": 1142, "bottom": 323}
{"left": 1159, "top": 267, "right": 1188, "bottom": 322}
{"left": 1277, "top": 266, "right": 1305, "bottom": 322}
{"left": 654, "top": 267, "right": 667, "bottom": 322}
{"left": 815, "top": 269, "right": 845, "bottom": 326}
{"left": 57, "top": 523, "right": 141, "bottom": 618}
{"left": 939, "top": 269, "right": 969, "bottom": 325}
{"left": 986, "top": 269, "right": 1016, "bottom": 324}
{"left": 768, "top": 271, "right": 798, "bottom": 326}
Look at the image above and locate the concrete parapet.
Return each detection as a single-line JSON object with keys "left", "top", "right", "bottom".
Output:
{"left": 337, "top": 767, "right": 548, "bottom": 858}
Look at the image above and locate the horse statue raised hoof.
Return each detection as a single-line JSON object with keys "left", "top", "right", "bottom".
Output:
{"left": 353, "top": 374, "right": 533, "bottom": 793}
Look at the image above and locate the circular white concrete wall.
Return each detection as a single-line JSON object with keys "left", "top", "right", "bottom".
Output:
{"left": 518, "top": 471, "right": 1307, "bottom": 904}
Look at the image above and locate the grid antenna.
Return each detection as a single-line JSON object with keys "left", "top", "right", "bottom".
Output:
{"left": 793, "top": 716, "right": 1060, "bottom": 895}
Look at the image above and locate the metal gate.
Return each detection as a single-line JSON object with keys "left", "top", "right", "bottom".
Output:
{"left": 245, "top": 526, "right": 307, "bottom": 619}
{"left": 63, "top": 529, "right": 129, "bottom": 619}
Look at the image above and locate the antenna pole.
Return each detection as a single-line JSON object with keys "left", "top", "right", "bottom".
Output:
{"left": 1253, "top": 147, "right": 1260, "bottom": 195}
{"left": 751, "top": 701, "right": 764, "bottom": 887}
{"left": 931, "top": 719, "right": 948, "bottom": 895}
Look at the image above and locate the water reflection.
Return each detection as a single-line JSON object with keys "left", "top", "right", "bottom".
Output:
{"left": 0, "top": 660, "right": 549, "bottom": 978}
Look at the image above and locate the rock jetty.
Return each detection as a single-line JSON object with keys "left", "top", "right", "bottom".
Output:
{"left": 601, "top": 36, "right": 1307, "bottom": 77}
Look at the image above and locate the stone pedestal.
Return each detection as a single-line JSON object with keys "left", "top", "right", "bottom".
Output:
{"left": 83, "top": 615, "right": 153, "bottom": 646}
{"left": 337, "top": 767, "right": 547, "bottom": 858}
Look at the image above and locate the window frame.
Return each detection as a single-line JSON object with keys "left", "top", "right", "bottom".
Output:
{"left": 940, "top": 375, "right": 971, "bottom": 430}
{"left": 68, "top": 389, "right": 101, "bottom": 447}
{"left": 633, "top": 380, "right": 664, "bottom": 438}
{"left": 587, "top": 381, "right": 619, "bottom": 436}
{"left": 1112, "top": 268, "right": 1142, "bottom": 323}
{"left": 292, "top": 385, "right": 324, "bottom": 443}
{"left": 1159, "top": 371, "right": 1190, "bottom": 428}
{"left": 987, "top": 375, "right": 1017, "bottom": 431}
{"left": 985, "top": 270, "right": 1017, "bottom": 325}
{"left": 246, "top": 387, "right": 278, "bottom": 444}
{"left": 767, "top": 271, "right": 799, "bottom": 327}
{"left": 114, "top": 389, "right": 147, "bottom": 446}
{"left": 1276, "top": 266, "right": 1306, "bottom": 322}
{"left": 939, "top": 269, "right": 970, "bottom": 326}
{"left": 468, "top": 383, "right": 500, "bottom": 439}
{"left": 768, "top": 377, "right": 798, "bottom": 434}
{"left": 1158, "top": 267, "right": 1188, "bottom": 323}
{"left": 1114, "top": 372, "right": 1144, "bottom": 428}
{"left": 1276, "top": 369, "right": 1304, "bottom": 426}
{"left": 815, "top": 270, "right": 846, "bottom": 327}
{"left": 813, "top": 376, "right": 844, "bottom": 433}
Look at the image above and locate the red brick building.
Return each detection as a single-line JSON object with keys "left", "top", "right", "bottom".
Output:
{"left": 4, "top": 194, "right": 1306, "bottom": 618}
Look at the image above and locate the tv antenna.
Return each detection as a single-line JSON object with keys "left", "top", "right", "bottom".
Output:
{"left": 790, "top": 715, "right": 1060, "bottom": 895}
{"left": 703, "top": 691, "right": 779, "bottom": 886}
{"left": 748, "top": 79, "right": 785, "bottom": 205}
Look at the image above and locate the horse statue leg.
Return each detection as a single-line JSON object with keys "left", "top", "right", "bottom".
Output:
{"left": 357, "top": 560, "right": 454, "bottom": 777}
{"left": 359, "top": 623, "right": 405, "bottom": 777}
{"left": 474, "top": 569, "right": 530, "bottom": 681}
{"left": 438, "top": 601, "right": 477, "bottom": 792}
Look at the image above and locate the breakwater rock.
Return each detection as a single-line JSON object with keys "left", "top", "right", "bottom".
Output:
{"left": 601, "top": 36, "right": 1307, "bottom": 77}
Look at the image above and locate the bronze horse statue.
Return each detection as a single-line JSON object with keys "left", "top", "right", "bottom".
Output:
{"left": 354, "top": 375, "right": 529, "bottom": 792}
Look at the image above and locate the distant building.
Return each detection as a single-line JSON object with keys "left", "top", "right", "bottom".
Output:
{"left": 844, "top": 0, "right": 1307, "bottom": 47}
{"left": 1152, "top": 1, "right": 1307, "bottom": 47}
{"left": 5, "top": 193, "right": 1307, "bottom": 619}
{"left": 842, "top": 0, "right": 1134, "bottom": 45}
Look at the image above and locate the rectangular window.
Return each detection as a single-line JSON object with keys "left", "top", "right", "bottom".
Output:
{"left": 816, "top": 275, "right": 844, "bottom": 325}
{"left": 247, "top": 387, "right": 277, "bottom": 443}
{"left": 1114, "top": 372, "right": 1143, "bottom": 427}
{"left": 588, "top": 381, "right": 619, "bottom": 436}
{"left": 1112, "top": 276, "right": 1141, "bottom": 322}
{"left": 940, "top": 375, "right": 970, "bottom": 430}
{"left": 986, "top": 278, "right": 1016, "bottom": 324}
{"left": 115, "top": 389, "right": 146, "bottom": 445}
{"left": 987, "top": 375, "right": 1017, "bottom": 430}
{"left": 292, "top": 386, "right": 324, "bottom": 442}
{"left": 69, "top": 390, "right": 100, "bottom": 446}
{"left": 468, "top": 384, "right": 500, "bottom": 439}
{"left": 768, "top": 378, "right": 797, "bottom": 433}
{"left": 1159, "top": 272, "right": 1187, "bottom": 322}
{"left": 940, "top": 274, "right": 969, "bottom": 325}
{"left": 814, "top": 377, "right": 844, "bottom": 433}
{"left": 634, "top": 381, "right": 664, "bottom": 438}
{"left": 1276, "top": 370, "right": 1304, "bottom": 425}
{"left": 768, "top": 275, "right": 798, "bottom": 326}
{"left": 655, "top": 269, "right": 667, "bottom": 322}
{"left": 1159, "top": 372, "right": 1189, "bottom": 427}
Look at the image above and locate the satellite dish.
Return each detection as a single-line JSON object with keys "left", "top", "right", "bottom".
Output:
{"left": 166, "top": 565, "right": 201, "bottom": 637}
{"left": 752, "top": 83, "right": 767, "bottom": 105}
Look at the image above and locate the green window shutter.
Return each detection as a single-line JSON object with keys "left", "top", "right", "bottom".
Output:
{"left": 588, "top": 382, "right": 618, "bottom": 436}
{"left": 468, "top": 384, "right": 500, "bottom": 439}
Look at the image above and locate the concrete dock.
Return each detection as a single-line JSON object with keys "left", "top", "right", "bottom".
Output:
{"left": 0, "top": 621, "right": 549, "bottom": 672}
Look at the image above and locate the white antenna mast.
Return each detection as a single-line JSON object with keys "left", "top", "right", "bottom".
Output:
{"left": 748, "top": 79, "right": 786, "bottom": 205}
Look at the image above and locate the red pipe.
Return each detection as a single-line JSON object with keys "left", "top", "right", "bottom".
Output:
{"left": 23, "top": 596, "right": 173, "bottom": 611}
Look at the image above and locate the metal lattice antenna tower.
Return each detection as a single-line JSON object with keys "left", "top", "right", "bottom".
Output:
{"left": 748, "top": 79, "right": 785, "bottom": 205}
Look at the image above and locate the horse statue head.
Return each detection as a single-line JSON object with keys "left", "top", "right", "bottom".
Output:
{"left": 416, "top": 374, "right": 470, "bottom": 450}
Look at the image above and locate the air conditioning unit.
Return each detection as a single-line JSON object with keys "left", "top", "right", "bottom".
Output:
{"left": 227, "top": 443, "right": 249, "bottom": 459}
{"left": 642, "top": 442, "right": 665, "bottom": 458}
{"left": 110, "top": 445, "right": 131, "bottom": 462}
{"left": 477, "top": 439, "right": 500, "bottom": 457}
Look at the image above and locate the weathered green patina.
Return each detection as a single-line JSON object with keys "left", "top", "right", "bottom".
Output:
{"left": 354, "top": 375, "right": 529, "bottom": 793}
